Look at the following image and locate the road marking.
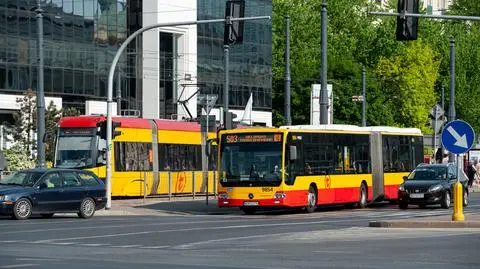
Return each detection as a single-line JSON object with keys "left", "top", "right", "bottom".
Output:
{"left": 16, "top": 258, "right": 57, "bottom": 262}
{"left": 0, "top": 264, "right": 37, "bottom": 268}
{"left": 110, "top": 245, "right": 142, "bottom": 248}
{"left": 0, "top": 240, "right": 24, "bottom": 243}
{"left": 48, "top": 242, "right": 76, "bottom": 245}
{"left": 30, "top": 219, "right": 350, "bottom": 243}
{"left": 78, "top": 243, "right": 110, "bottom": 247}
{"left": 139, "top": 246, "right": 170, "bottom": 249}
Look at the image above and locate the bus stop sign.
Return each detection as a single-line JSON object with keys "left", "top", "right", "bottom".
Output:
{"left": 441, "top": 120, "right": 475, "bottom": 155}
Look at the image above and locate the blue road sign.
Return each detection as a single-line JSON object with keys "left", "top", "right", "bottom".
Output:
{"left": 441, "top": 120, "right": 476, "bottom": 155}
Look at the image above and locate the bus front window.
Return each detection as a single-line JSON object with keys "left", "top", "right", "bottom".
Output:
{"left": 55, "top": 136, "right": 95, "bottom": 168}
{"left": 220, "top": 142, "right": 283, "bottom": 187}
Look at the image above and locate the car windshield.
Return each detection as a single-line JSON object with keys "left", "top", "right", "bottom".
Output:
{"left": 408, "top": 166, "right": 447, "bottom": 181}
{"left": 0, "top": 171, "right": 44, "bottom": 187}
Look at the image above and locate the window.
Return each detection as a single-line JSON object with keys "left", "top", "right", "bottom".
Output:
{"left": 158, "top": 144, "right": 202, "bottom": 171}
{"left": 62, "top": 172, "right": 81, "bottom": 187}
{"left": 115, "top": 142, "right": 152, "bottom": 171}
{"left": 42, "top": 172, "right": 62, "bottom": 189}
{"left": 383, "top": 135, "right": 417, "bottom": 173}
{"left": 78, "top": 172, "right": 101, "bottom": 186}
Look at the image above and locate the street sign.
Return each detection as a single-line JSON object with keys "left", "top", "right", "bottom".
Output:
{"left": 200, "top": 115, "right": 216, "bottom": 132}
{"left": 441, "top": 120, "right": 476, "bottom": 155}
{"left": 429, "top": 104, "right": 444, "bottom": 120}
{"left": 429, "top": 118, "right": 445, "bottom": 134}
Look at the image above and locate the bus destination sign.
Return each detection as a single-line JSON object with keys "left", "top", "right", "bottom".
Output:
{"left": 225, "top": 133, "right": 282, "bottom": 144}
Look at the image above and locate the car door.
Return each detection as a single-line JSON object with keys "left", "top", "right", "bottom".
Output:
{"left": 32, "top": 172, "right": 64, "bottom": 212}
{"left": 61, "top": 171, "right": 86, "bottom": 211}
{"left": 447, "top": 165, "right": 457, "bottom": 194}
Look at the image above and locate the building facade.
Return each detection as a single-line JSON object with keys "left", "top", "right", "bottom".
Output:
{"left": 0, "top": 0, "right": 273, "bottom": 129}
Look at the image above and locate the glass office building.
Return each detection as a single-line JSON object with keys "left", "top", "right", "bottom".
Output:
{"left": 0, "top": 0, "right": 140, "bottom": 113}
{"left": 197, "top": 0, "right": 272, "bottom": 111}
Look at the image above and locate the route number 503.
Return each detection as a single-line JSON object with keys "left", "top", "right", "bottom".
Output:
{"left": 226, "top": 135, "right": 237, "bottom": 143}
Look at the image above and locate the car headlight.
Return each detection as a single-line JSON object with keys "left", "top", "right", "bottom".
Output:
{"left": 428, "top": 184, "right": 442, "bottom": 193}
{"left": 0, "top": 195, "right": 8, "bottom": 201}
{"left": 398, "top": 185, "right": 405, "bottom": 191}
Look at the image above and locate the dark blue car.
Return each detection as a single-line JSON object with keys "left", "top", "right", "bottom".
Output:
{"left": 0, "top": 168, "right": 106, "bottom": 220}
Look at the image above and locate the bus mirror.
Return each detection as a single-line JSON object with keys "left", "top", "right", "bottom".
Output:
{"left": 403, "top": 176, "right": 408, "bottom": 181}
{"left": 289, "top": 146, "right": 297, "bottom": 161}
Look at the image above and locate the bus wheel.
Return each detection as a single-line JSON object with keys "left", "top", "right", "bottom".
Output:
{"left": 358, "top": 183, "right": 367, "bottom": 208}
{"left": 305, "top": 185, "right": 317, "bottom": 213}
{"left": 241, "top": 207, "right": 256, "bottom": 215}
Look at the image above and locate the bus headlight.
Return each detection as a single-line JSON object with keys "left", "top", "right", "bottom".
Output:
{"left": 274, "top": 193, "right": 286, "bottom": 199}
{"left": 218, "top": 193, "right": 229, "bottom": 200}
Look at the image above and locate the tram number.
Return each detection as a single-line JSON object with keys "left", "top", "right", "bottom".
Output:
{"left": 262, "top": 187, "right": 273, "bottom": 192}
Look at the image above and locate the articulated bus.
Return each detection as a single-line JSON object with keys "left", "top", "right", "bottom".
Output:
{"left": 55, "top": 116, "right": 216, "bottom": 197}
{"left": 217, "top": 125, "right": 423, "bottom": 214}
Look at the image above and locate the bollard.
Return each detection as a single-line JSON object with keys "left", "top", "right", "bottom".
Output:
{"left": 452, "top": 181, "right": 465, "bottom": 221}
{"left": 192, "top": 171, "right": 196, "bottom": 199}
{"left": 168, "top": 171, "right": 172, "bottom": 200}
{"left": 213, "top": 172, "right": 217, "bottom": 197}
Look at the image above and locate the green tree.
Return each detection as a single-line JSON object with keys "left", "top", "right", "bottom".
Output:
{"left": 375, "top": 39, "right": 440, "bottom": 132}
{"left": 3, "top": 144, "right": 36, "bottom": 171}
{"left": 7, "top": 89, "right": 37, "bottom": 154}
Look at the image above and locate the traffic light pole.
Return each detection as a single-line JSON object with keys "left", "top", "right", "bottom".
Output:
{"left": 104, "top": 16, "right": 270, "bottom": 209}
{"left": 35, "top": 0, "right": 46, "bottom": 168}
{"left": 448, "top": 38, "right": 456, "bottom": 163}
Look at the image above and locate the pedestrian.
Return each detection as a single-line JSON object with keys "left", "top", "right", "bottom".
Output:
{"left": 467, "top": 160, "right": 476, "bottom": 188}
{"left": 475, "top": 160, "right": 480, "bottom": 185}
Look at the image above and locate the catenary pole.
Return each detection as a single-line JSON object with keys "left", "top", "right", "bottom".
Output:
{"left": 284, "top": 15, "right": 291, "bottom": 126}
{"left": 36, "top": 0, "right": 45, "bottom": 168}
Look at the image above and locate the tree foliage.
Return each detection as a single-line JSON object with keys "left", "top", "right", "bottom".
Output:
{"left": 271, "top": 0, "right": 480, "bottom": 135}
{"left": 3, "top": 144, "right": 36, "bottom": 171}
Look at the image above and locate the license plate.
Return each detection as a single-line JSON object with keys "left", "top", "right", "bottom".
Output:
{"left": 410, "top": 193, "right": 424, "bottom": 198}
{"left": 243, "top": 201, "right": 259, "bottom": 206}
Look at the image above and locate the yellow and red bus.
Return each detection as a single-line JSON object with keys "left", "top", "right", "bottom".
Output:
{"left": 216, "top": 125, "right": 423, "bottom": 214}
{"left": 55, "top": 115, "right": 216, "bottom": 197}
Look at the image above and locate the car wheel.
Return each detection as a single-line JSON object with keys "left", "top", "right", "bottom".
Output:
{"left": 463, "top": 189, "right": 468, "bottom": 207}
{"left": 305, "top": 185, "right": 317, "bottom": 213}
{"left": 41, "top": 213, "right": 54, "bottom": 218}
{"left": 441, "top": 191, "right": 451, "bottom": 209}
{"left": 78, "top": 197, "right": 96, "bottom": 219}
{"left": 13, "top": 198, "right": 32, "bottom": 220}
{"left": 358, "top": 183, "right": 368, "bottom": 208}
{"left": 399, "top": 202, "right": 408, "bottom": 209}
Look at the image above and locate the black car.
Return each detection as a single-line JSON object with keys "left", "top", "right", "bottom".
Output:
{"left": 398, "top": 163, "right": 469, "bottom": 209}
{"left": 0, "top": 168, "right": 106, "bottom": 220}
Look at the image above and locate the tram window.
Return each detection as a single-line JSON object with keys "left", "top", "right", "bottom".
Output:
{"left": 159, "top": 144, "right": 202, "bottom": 171}
{"left": 114, "top": 142, "right": 152, "bottom": 171}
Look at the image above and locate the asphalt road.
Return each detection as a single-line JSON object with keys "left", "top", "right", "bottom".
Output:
{"left": 2, "top": 193, "right": 480, "bottom": 269}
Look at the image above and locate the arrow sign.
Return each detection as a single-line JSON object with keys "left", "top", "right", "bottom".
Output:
{"left": 447, "top": 126, "right": 468, "bottom": 148}
{"left": 441, "top": 120, "right": 476, "bottom": 155}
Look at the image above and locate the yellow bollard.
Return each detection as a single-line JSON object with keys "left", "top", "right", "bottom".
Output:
{"left": 452, "top": 181, "right": 465, "bottom": 221}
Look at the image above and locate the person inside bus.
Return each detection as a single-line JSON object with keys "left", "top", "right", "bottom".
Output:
{"left": 304, "top": 163, "right": 312, "bottom": 175}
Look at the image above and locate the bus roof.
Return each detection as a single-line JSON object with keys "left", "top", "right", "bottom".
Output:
{"left": 57, "top": 115, "right": 201, "bottom": 132}
{"left": 280, "top": 124, "right": 367, "bottom": 132}
{"left": 366, "top": 126, "right": 422, "bottom": 135}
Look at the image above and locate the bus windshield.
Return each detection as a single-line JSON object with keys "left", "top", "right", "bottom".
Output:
{"left": 219, "top": 133, "right": 283, "bottom": 187}
{"left": 55, "top": 134, "right": 96, "bottom": 169}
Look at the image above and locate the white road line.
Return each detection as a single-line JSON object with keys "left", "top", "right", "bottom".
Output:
{"left": 78, "top": 243, "right": 110, "bottom": 247}
{"left": 110, "top": 245, "right": 142, "bottom": 248}
{"left": 31, "top": 219, "right": 349, "bottom": 243}
{"left": 0, "top": 218, "right": 278, "bottom": 235}
{"left": 0, "top": 264, "right": 37, "bottom": 268}
{"left": 0, "top": 240, "right": 24, "bottom": 243}
{"left": 48, "top": 242, "right": 76, "bottom": 245}
{"left": 139, "top": 246, "right": 170, "bottom": 249}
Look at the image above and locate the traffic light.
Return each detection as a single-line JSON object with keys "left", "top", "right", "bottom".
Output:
{"left": 224, "top": 0, "right": 245, "bottom": 45}
{"left": 112, "top": 121, "right": 122, "bottom": 139}
{"left": 96, "top": 120, "right": 107, "bottom": 140}
{"left": 224, "top": 111, "right": 237, "bottom": 130}
{"left": 96, "top": 120, "right": 122, "bottom": 139}
{"left": 396, "top": 0, "right": 419, "bottom": 41}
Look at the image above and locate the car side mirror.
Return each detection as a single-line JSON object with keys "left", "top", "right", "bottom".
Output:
{"left": 403, "top": 176, "right": 408, "bottom": 181}
{"left": 38, "top": 183, "right": 47, "bottom": 189}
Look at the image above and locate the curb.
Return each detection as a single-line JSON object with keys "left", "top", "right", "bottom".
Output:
{"left": 369, "top": 220, "right": 480, "bottom": 228}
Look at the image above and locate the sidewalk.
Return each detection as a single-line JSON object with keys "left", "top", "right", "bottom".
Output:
{"left": 95, "top": 196, "right": 238, "bottom": 216}
{"left": 369, "top": 212, "right": 480, "bottom": 228}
